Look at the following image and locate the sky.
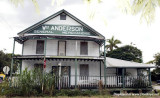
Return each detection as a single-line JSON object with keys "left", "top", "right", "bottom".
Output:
{"left": 0, "top": 0, "right": 160, "bottom": 63}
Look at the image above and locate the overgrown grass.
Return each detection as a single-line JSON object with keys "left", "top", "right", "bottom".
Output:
{"left": 0, "top": 68, "right": 159, "bottom": 97}
{"left": 0, "top": 68, "right": 111, "bottom": 97}
{"left": 0, "top": 68, "right": 56, "bottom": 97}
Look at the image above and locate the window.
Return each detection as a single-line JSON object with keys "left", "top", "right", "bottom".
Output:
{"left": 52, "top": 66, "right": 70, "bottom": 76}
{"left": 36, "top": 40, "right": 44, "bottom": 54}
{"left": 80, "top": 64, "right": 89, "bottom": 79}
{"left": 80, "top": 42, "right": 88, "bottom": 55}
{"left": 34, "top": 64, "right": 43, "bottom": 72}
{"left": 58, "top": 41, "right": 66, "bottom": 56}
{"left": 60, "top": 14, "right": 66, "bottom": 20}
{"left": 117, "top": 68, "right": 126, "bottom": 75}
{"left": 137, "top": 68, "right": 144, "bottom": 76}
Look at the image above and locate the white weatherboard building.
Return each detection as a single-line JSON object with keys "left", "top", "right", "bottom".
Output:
{"left": 12, "top": 9, "right": 155, "bottom": 90}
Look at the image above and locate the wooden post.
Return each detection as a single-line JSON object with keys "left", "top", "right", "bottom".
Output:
{"left": 22, "top": 43, "right": 24, "bottom": 55}
{"left": 103, "top": 40, "right": 107, "bottom": 87}
{"left": 10, "top": 38, "right": 15, "bottom": 86}
{"left": 75, "top": 40, "right": 78, "bottom": 88}
{"left": 75, "top": 58, "right": 77, "bottom": 88}
{"left": 20, "top": 60, "right": 22, "bottom": 75}
{"left": 42, "top": 39, "right": 47, "bottom": 92}
{"left": 148, "top": 68, "right": 151, "bottom": 86}
{"left": 20, "top": 42, "right": 24, "bottom": 75}
{"left": 100, "top": 61, "right": 101, "bottom": 80}
{"left": 122, "top": 68, "right": 125, "bottom": 88}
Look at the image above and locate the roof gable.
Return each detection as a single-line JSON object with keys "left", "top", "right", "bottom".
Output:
{"left": 18, "top": 9, "right": 105, "bottom": 39}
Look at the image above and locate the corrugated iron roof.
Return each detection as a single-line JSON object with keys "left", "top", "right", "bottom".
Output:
{"left": 106, "top": 57, "right": 155, "bottom": 68}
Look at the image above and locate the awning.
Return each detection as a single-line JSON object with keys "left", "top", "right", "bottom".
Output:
{"left": 13, "top": 55, "right": 104, "bottom": 61}
{"left": 106, "top": 57, "right": 155, "bottom": 68}
{"left": 14, "top": 35, "right": 104, "bottom": 45}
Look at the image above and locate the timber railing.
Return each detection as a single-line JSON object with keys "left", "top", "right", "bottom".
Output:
{"left": 54, "top": 75, "right": 150, "bottom": 89}
{"left": 11, "top": 75, "right": 150, "bottom": 89}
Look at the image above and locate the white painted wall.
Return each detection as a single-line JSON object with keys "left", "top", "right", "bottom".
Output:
{"left": 23, "top": 40, "right": 37, "bottom": 55}
{"left": 46, "top": 40, "right": 58, "bottom": 55}
{"left": 44, "top": 15, "right": 81, "bottom": 26}
{"left": 22, "top": 59, "right": 147, "bottom": 86}
{"left": 106, "top": 68, "right": 116, "bottom": 76}
{"left": 22, "top": 60, "right": 102, "bottom": 85}
{"left": 23, "top": 40, "right": 100, "bottom": 57}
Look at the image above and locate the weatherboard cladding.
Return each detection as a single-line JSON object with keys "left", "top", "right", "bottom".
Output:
{"left": 17, "top": 9, "right": 105, "bottom": 39}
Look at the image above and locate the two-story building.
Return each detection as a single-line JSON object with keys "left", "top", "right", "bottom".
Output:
{"left": 12, "top": 9, "right": 154, "bottom": 90}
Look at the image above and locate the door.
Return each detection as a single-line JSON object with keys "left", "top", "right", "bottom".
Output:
{"left": 117, "top": 68, "right": 123, "bottom": 85}
{"left": 117, "top": 68, "right": 126, "bottom": 86}
{"left": 58, "top": 41, "right": 66, "bottom": 56}
{"left": 52, "top": 66, "right": 70, "bottom": 88}
{"left": 80, "top": 64, "right": 89, "bottom": 80}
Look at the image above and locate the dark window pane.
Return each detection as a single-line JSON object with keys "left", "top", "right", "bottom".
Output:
{"left": 52, "top": 66, "right": 59, "bottom": 76}
{"left": 80, "top": 64, "right": 89, "bottom": 76}
{"left": 34, "top": 63, "right": 43, "bottom": 72}
{"left": 80, "top": 42, "right": 88, "bottom": 55}
{"left": 58, "top": 41, "right": 66, "bottom": 56}
{"left": 36, "top": 40, "right": 44, "bottom": 54}
{"left": 60, "top": 14, "right": 66, "bottom": 20}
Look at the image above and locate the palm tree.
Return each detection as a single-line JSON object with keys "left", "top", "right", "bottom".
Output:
{"left": 105, "top": 36, "right": 121, "bottom": 51}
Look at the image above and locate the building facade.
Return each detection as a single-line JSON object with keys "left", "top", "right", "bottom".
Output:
{"left": 12, "top": 9, "right": 154, "bottom": 90}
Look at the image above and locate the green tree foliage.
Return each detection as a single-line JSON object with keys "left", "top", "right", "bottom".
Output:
{"left": 0, "top": 50, "right": 18, "bottom": 74}
{"left": 154, "top": 53, "right": 160, "bottom": 66}
{"left": 150, "top": 53, "right": 160, "bottom": 81}
{"left": 106, "top": 45, "right": 143, "bottom": 63}
{"left": 0, "top": 51, "right": 11, "bottom": 73}
{"left": 105, "top": 36, "right": 122, "bottom": 52}
{"left": 10, "top": 0, "right": 159, "bottom": 24}
{"left": 151, "top": 68, "right": 160, "bottom": 81}
{"left": 118, "top": 0, "right": 158, "bottom": 24}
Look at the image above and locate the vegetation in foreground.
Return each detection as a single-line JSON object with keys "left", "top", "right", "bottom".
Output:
{"left": 0, "top": 68, "right": 111, "bottom": 97}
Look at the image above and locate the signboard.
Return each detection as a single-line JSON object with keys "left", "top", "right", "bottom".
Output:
{"left": 3, "top": 66, "right": 10, "bottom": 75}
{"left": 28, "top": 24, "right": 96, "bottom": 36}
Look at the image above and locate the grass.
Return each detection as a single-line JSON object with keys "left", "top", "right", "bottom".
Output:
{"left": 0, "top": 96, "right": 159, "bottom": 98}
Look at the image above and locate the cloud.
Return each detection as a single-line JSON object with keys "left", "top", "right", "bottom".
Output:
{"left": 0, "top": 0, "right": 160, "bottom": 63}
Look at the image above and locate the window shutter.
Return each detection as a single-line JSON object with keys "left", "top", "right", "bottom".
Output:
{"left": 80, "top": 42, "right": 88, "bottom": 55}
{"left": 36, "top": 40, "right": 44, "bottom": 54}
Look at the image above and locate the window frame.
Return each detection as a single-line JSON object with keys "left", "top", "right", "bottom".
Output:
{"left": 60, "top": 14, "right": 66, "bottom": 20}
{"left": 80, "top": 64, "right": 89, "bottom": 77}
{"left": 36, "top": 40, "right": 44, "bottom": 54}
{"left": 58, "top": 41, "right": 66, "bottom": 56}
{"left": 80, "top": 42, "right": 88, "bottom": 55}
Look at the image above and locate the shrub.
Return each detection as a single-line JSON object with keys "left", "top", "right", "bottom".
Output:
{"left": 1, "top": 68, "right": 55, "bottom": 97}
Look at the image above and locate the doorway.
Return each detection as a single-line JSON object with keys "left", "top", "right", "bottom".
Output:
{"left": 52, "top": 66, "right": 70, "bottom": 88}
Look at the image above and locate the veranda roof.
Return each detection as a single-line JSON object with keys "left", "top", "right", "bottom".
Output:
{"left": 106, "top": 57, "right": 155, "bottom": 68}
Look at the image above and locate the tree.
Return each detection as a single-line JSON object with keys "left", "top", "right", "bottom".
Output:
{"left": 10, "top": 0, "right": 159, "bottom": 24}
{"left": 106, "top": 45, "right": 143, "bottom": 63}
{"left": 0, "top": 50, "right": 19, "bottom": 74}
{"left": 105, "top": 36, "right": 121, "bottom": 52}
{"left": 150, "top": 53, "right": 160, "bottom": 81}
{"left": 151, "top": 68, "right": 160, "bottom": 81}
{"left": 0, "top": 51, "right": 11, "bottom": 72}
{"left": 153, "top": 53, "right": 160, "bottom": 66}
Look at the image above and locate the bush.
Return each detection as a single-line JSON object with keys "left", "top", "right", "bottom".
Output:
{"left": 0, "top": 68, "right": 55, "bottom": 97}
{"left": 0, "top": 68, "right": 111, "bottom": 97}
{"left": 55, "top": 89, "right": 103, "bottom": 97}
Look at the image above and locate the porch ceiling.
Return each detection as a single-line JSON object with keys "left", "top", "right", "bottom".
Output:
{"left": 106, "top": 57, "right": 155, "bottom": 68}
{"left": 13, "top": 55, "right": 104, "bottom": 61}
{"left": 14, "top": 35, "right": 104, "bottom": 45}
